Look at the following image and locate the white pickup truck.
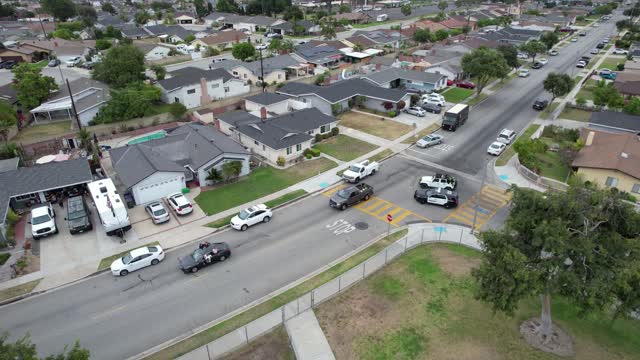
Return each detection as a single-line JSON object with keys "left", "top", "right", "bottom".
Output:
{"left": 342, "top": 160, "right": 379, "bottom": 183}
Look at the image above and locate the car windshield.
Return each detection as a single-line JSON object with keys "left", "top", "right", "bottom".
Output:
{"left": 32, "top": 214, "right": 51, "bottom": 225}
{"left": 192, "top": 248, "right": 205, "bottom": 261}
{"left": 153, "top": 209, "right": 166, "bottom": 216}
{"left": 491, "top": 144, "right": 500, "bottom": 149}
{"left": 349, "top": 165, "right": 361, "bottom": 172}
{"left": 336, "top": 189, "right": 350, "bottom": 199}
{"left": 122, "top": 253, "right": 133, "bottom": 264}
{"left": 68, "top": 210, "right": 86, "bottom": 220}
{"left": 238, "top": 209, "right": 250, "bottom": 220}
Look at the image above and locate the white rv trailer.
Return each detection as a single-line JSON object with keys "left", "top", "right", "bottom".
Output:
{"left": 87, "top": 178, "right": 132, "bottom": 236}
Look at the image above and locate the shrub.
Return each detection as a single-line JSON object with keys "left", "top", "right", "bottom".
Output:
{"left": 303, "top": 148, "right": 312, "bottom": 156}
{"left": 276, "top": 156, "right": 285, "bottom": 167}
{"left": 119, "top": 124, "right": 128, "bottom": 133}
{"left": 388, "top": 110, "right": 396, "bottom": 117}
{"left": 169, "top": 102, "right": 187, "bottom": 119}
{"left": 383, "top": 101, "right": 394, "bottom": 110}
{"left": 617, "top": 62, "right": 625, "bottom": 71}
{"left": 315, "top": 133, "right": 322, "bottom": 142}
{"left": 311, "top": 148, "right": 321, "bottom": 157}
{"left": 331, "top": 127, "right": 339, "bottom": 136}
{"left": 305, "top": 153, "right": 312, "bottom": 159}
{"left": 396, "top": 100, "right": 406, "bottom": 109}
{"left": 575, "top": 97, "right": 587, "bottom": 106}
{"left": 5, "top": 209, "right": 19, "bottom": 225}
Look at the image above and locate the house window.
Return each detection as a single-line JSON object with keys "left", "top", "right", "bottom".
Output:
{"left": 243, "top": 74, "right": 247, "bottom": 79}
{"left": 605, "top": 176, "right": 618, "bottom": 188}
{"left": 286, "top": 147, "right": 292, "bottom": 155}
{"left": 307, "top": 130, "right": 313, "bottom": 135}
{"left": 233, "top": 71, "right": 239, "bottom": 76}
{"left": 278, "top": 74, "right": 282, "bottom": 79}
{"left": 224, "top": 87, "right": 229, "bottom": 93}
{"left": 211, "top": 83, "right": 219, "bottom": 89}
{"left": 296, "top": 144, "right": 302, "bottom": 152}
{"left": 632, "top": 183, "right": 640, "bottom": 194}
{"left": 187, "top": 89, "right": 196, "bottom": 94}
{"left": 302, "top": 98, "right": 307, "bottom": 103}
{"left": 174, "top": 97, "right": 180, "bottom": 103}
{"left": 254, "top": 140, "right": 259, "bottom": 146}
{"left": 320, "top": 124, "right": 330, "bottom": 133}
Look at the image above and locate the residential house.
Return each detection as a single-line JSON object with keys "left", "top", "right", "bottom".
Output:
{"left": 110, "top": 123, "right": 250, "bottom": 204}
{"left": 439, "top": 18, "right": 468, "bottom": 30}
{"left": 0, "top": 45, "right": 44, "bottom": 62}
{"left": 624, "top": 59, "right": 640, "bottom": 73}
{"left": 629, "top": 42, "right": 640, "bottom": 59}
{"left": 343, "top": 34, "right": 378, "bottom": 49}
{"left": 269, "top": 20, "right": 321, "bottom": 36}
{"left": 277, "top": 78, "right": 411, "bottom": 116}
{"left": 144, "top": 25, "right": 195, "bottom": 43}
{"left": 156, "top": 67, "right": 250, "bottom": 109}
{"left": 132, "top": 40, "right": 172, "bottom": 61}
{"left": 511, "top": 20, "right": 556, "bottom": 32}
{"left": 363, "top": 67, "right": 447, "bottom": 93}
{"left": 572, "top": 128, "right": 640, "bottom": 196}
{"left": 474, "top": 26, "right": 542, "bottom": 46}
{"left": 225, "top": 55, "right": 302, "bottom": 85}
{"left": 450, "top": 15, "right": 478, "bottom": 30}
{"left": 191, "top": 30, "right": 248, "bottom": 50}
{"left": 18, "top": 39, "right": 94, "bottom": 63}
{"left": 243, "top": 92, "right": 308, "bottom": 117}
{"left": 95, "top": 13, "right": 127, "bottom": 30}
{"left": 333, "top": 12, "right": 372, "bottom": 24}
{"left": 204, "top": 12, "right": 279, "bottom": 32}
{"left": 120, "top": 24, "right": 151, "bottom": 39}
{"left": 614, "top": 72, "right": 640, "bottom": 96}
{"left": 175, "top": 13, "right": 197, "bottom": 25}
{"left": 216, "top": 108, "right": 337, "bottom": 165}
{"left": 350, "top": 29, "right": 403, "bottom": 49}
{"left": 30, "top": 78, "right": 110, "bottom": 126}
{"left": 293, "top": 42, "right": 345, "bottom": 69}
{"left": 589, "top": 111, "right": 640, "bottom": 134}
{"left": 421, "top": 44, "right": 470, "bottom": 82}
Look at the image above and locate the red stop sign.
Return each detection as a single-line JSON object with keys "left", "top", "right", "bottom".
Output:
{"left": 387, "top": 214, "right": 393, "bottom": 222}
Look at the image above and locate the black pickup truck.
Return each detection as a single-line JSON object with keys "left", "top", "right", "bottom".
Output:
{"left": 329, "top": 183, "right": 373, "bottom": 210}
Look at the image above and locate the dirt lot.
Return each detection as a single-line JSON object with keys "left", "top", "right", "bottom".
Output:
{"left": 338, "top": 112, "right": 413, "bottom": 140}
{"left": 221, "top": 326, "right": 294, "bottom": 360}
{"left": 315, "top": 244, "right": 640, "bottom": 360}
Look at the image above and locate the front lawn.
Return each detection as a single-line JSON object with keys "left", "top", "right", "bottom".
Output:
{"left": 559, "top": 107, "right": 593, "bottom": 122}
{"left": 540, "top": 100, "right": 561, "bottom": 119}
{"left": 338, "top": 112, "right": 412, "bottom": 140}
{"left": 313, "top": 134, "right": 378, "bottom": 162}
{"left": 195, "top": 158, "right": 336, "bottom": 215}
{"left": 0, "top": 279, "right": 42, "bottom": 302}
{"left": 13, "top": 121, "right": 72, "bottom": 143}
{"left": 402, "top": 123, "right": 440, "bottom": 144}
{"left": 467, "top": 93, "right": 488, "bottom": 106}
{"left": 441, "top": 87, "right": 475, "bottom": 103}
{"left": 598, "top": 57, "right": 621, "bottom": 70}
{"left": 586, "top": 56, "right": 601, "bottom": 70}
{"left": 576, "top": 79, "right": 599, "bottom": 101}
{"left": 536, "top": 150, "right": 571, "bottom": 181}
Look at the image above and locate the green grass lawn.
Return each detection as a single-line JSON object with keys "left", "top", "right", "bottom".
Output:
{"left": 540, "top": 101, "right": 561, "bottom": 119}
{"left": 586, "top": 56, "right": 601, "bottom": 70}
{"left": 146, "top": 229, "right": 408, "bottom": 360}
{"left": 0, "top": 253, "right": 10, "bottom": 266}
{"left": 441, "top": 87, "right": 475, "bottom": 103}
{"left": 13, "top": 121, "right": 72, "bottom": 143}
{"left": 98, "top": 242, "right": 160, "bottom": 271}
{"left": 467, "top": 93, "right": 488, "bottom": 106}
{"left": 495, "top": 124, "right": 540, "bottom": 167}
{"left": 535, "top": 150, "right": 571, "bottom": 182}
{"left": 559, "top": 107, "right": 593, "bottom": 122}
{"left": 402, "top": 123, "right": 440, "bottom": 144}
{"left": 598, "top": 57, "right": 621, "bottom": 70}
{"left": 576, "top": 79, "right": 599, "bottom": 101}
{"left": 0, "top": 279, "right": 42, "bottom": 302}
{"left": 313, "top": 134, "right": 378, "bottom": 162}
{"left": 195, "top": 158, "right": 336, "bottom": 216}
{"left": 205, "top": 189, "right": 308, "bottom": 228}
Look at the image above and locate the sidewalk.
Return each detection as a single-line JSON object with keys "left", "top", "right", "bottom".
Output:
{"left": 493, "top": 156, "right": 546, "bottom": 192}
{"left": 285, "top": 309, "right": 335, "bottom": 360}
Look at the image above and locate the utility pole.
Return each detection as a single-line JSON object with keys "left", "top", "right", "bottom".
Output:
{"left": 259, "top": 47, "right": 266, "bottom": 92}
{"left": 37, "top": 15, "right": 47, "bottom": 38}
{"left": 66, "top": 79, "right": 82, "bottom": 130}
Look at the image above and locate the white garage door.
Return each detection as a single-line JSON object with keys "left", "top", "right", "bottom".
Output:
{"left": 135, "top": 177, "right": 183, "bottom": 204}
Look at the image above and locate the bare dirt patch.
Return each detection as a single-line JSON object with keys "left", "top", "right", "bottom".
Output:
{"left": 520, "top": 318, "right": 574, "bottom": 357}
{"left": 338, "top": 111, "right": 413, "bottom": 140}
{"left": 221, "top": 326, "right": 294, "bottom": 360}
{"left": 430, "top": 246, "right": 480, "bottom": 277}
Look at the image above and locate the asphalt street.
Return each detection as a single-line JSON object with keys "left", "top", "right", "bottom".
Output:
{"left": 405, "top": 14, "right": 621, "bottom": 176}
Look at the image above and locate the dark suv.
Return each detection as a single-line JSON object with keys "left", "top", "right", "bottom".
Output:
{"left": 533, "top": 99, "right": 549, "bottom": 110}
{"left": 66, "top": 196, "right": 93, "bottom": 234}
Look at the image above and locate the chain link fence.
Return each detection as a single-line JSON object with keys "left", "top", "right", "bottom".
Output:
{"left": 180, "top": 224, "right": 480, "bottom": 360}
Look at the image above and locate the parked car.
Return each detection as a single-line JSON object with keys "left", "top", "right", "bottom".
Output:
{"left": 579, "top": 32, "right": 587, "bottom": 36}
{"left": 593, "top": 23, "right": 599, "bottom": 27}
{"left": 0, "top": 60, "right": 18, "bottom": 69}
{"left": 29, "top": 203, "right": 57, "bottom": 240}
{"left": 591, "top": 48, "right": 600, "bottom": 54}
{"left": 329, "top": 183, "right": 373, "bottom": 210}
{"left": 166, "top": 192, "right": 193, "bottom": 216}
{"left": 421, "top": 93, "right": 445, "bottom": 106}
{"left": 497, "top": 129, "right": 516, "bottom": 144}
{"left": 47, "top": 59, "right": 60, "bottom": 67}
{"left": 581, "top": 56, "right": 591, "bottom": 63}
{"left": 414, "top": 188, "right": 459, "bottom": 209}
{"left": 342, "top": 159, "right": 379, "bottom": 183}
{"left": 571, "top": 37, "right": 578, "bottom": 42}
{"left": 599, "top": 69, "right": 617, "bottom": 80}
{"left": 576, "top": 61, "right": 587, "bottom": 68}
{"left": 405, "top": 106, "right": 426, "bottom": 117}
{"left": 66, "top": 196, "right": 92, "bottom": 234}
{"left": 613, "top": 48, "right": 629, "bottom": 55}
{"left": 518, "top": 68, "right": 530, "bottom": 77}
{"left": 81, "top": 61, "right": 96, "bottom": 70}
{"left": 66, "top": 56, "right": 82, "bottom": 67}
{"left": 517, "top": 52, "right": 528, "bottom": 59}
{"left": 266, "top": 32, "right": 283, "bottom": 39}
{"left": 446, "top": 79, "right": 455, "bottom": 86}
{"left": 549, "top": 49, "right": 559, "bottom": 56}
{"left": 596, "top": 42, "right": 605, "bottom": 49}
{"left": 538, "top": 58, "right": 549, "bottom": 65}
{"left": 419, "top": 173, "right": 457, "bottom": 190}
{"left": 145, "top": 202, "right": 170, "bottom": 224}
{"left": 421, "top": 102, "right": 441, "bottom": 114}
{"left": 178, "top": 242, "right": 231, "bottom": 274}
{"left": 531, "top": 62, "right": 543, "bottom": 69}
{"left": 110, "top": 245, "right": 165, "bottom": 276}
{"left": 255, "top": 44, "right": 268, "bottom": 50}
{"left": 603, "top": 37, "right": 610, "bottom": 43}
{"left": 456, "top": 80, "right": 476, "bottom": 89}
{"left": 416, "top": 134, "right": 443, "bottom": 148}
{"left": 230, "top": 204, "right": 272, "bottom": 231}
{"left": 487, "top": 141, "right": 507, "bottom": 156}
{"left": 533, "top": 98, "right": 549, "bottom": 110}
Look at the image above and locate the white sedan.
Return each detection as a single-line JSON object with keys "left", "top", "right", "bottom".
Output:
{"left": 416, "top": 134, "right": 443, "bottom": 148}
{"left": 518, "top": 69, "right": 530, "bottom": 77}
{"left": 537, "top": 58, "right": 549, "bottom": 65}
{"left": 166, "top": 192, "right": 193, "bottom": 216}
{"left": 110, "top": 245, "right": 165, "bottom": 276}
{"left": 571, "top": 38, "right": 578, "bottom": 42}
{"left": 487, "top": 142, "right": 507, "bottom": 156}
{"left": 613, "top": 48, "right": 629, "bottom": 55}
{"left": 517, "top": 52, "right": 528, "bottom": 59}
{"left": 230, "top": 204, "right": 272, "bottom": 231}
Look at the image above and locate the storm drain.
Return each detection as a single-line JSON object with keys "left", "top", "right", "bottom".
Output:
{"left": 355, "top": 222, "right": 369, "bottom": 230}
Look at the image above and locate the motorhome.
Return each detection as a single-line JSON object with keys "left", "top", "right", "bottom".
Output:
{"left": 87, "top": 179, "right": 131, "bottom": 236}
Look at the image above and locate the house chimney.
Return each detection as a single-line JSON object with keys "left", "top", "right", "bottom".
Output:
{"left": 585, "top": 131, "right": 595, "bottom": 146}
{"left": 200, "top": 77, "right": 211, "bottom": 105}
{"left": 260, "top": 107, "right": 267, "bottom": 120}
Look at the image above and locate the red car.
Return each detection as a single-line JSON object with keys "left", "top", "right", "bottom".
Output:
{"left": 446, "top": 79, "right": 454, "bottom": 86}
{"left": 456, "top": 80, "right": 476, "bottom": 89}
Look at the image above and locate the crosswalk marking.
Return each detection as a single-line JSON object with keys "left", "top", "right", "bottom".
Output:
{"left": 443, "top": 185, "right": 511, "bottom": 231}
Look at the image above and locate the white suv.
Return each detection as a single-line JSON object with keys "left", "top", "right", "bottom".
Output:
{"left": 497, "top": 129, "right": 516, "bottom": 144}
{"left": 30, "top": 204, "right": 58, "bottom": 239}
{"left": 422, "top": 94, "right": 445, "bottom": 107}
{"left": 166, "top": 193, "right": 193, "bottom": 216}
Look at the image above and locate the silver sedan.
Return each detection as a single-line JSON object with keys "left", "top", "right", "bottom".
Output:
{"left": 416, "top": 134, "right": 444, "bottom": 148}
{"left": 145, "top": 202, "right": 170, "bottom": 224}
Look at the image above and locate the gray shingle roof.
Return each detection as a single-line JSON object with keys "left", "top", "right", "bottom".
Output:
{"left": 110, "top": 123, "right": 248, "bottom": 188}
{"left": 205, "top": 12, "right": 277, "bottom": 26}
{"left": 0, "top": 159, "right": 93, "bottom": 225}
{"left": 244, "top": 92, "right": 291, "bottom": 105}
{"left": 157, "top": 67, "right": 234, "bottom": 91}
{"left": 277, "top": 78, "right": 408, "bottom": 104}
{"left": 234, "top": 55, "right": 300, "bottom": 75}
{"left": 144, "top": 25, "right": 194, "bottom": 40}
{"left": 120, "top": 25, "right": 149, "bottom": 38}
{"left": 294, "top": 44, "right": 344, "bottom": 63}
{"left": 590, "top": 110, "right": 640, "bottom": 134}
{"left": 0, "top": 158, "right": 18, "bottom": 173}
{"left": 363, "top": 68, "right": 445, "bottom": 86}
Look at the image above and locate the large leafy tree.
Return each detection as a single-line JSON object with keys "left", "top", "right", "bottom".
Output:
{"left": 41, "top": 0, "right": 76, "bottom": 21}
{"left": 539, "top": 31, "right": 559, "bottom": 50}
{"left": 473, "top": 184, "right": 640, "bottom": 348}
{"left": 11, "top": 63, "right": 58, "bottom": 111}
{"left": 101, "top": 2, "right": 116, "bottom": 14}
{"left": 216, "top": 0, "right": 239, "bottom": 13}
{"left": 321, "top": 22, "right": 336, "bottom": 40}
{"left": 593, "top": 80, "right": 624, "bottom": 108}
{"left": 283, "top": 6, "right": 304, "bottom": 21}
{"left": 520, "top": 40, "right": 547, "bottom": 62}
{"left": 461, "top": 46, "right": 509, "bottom": 95}
{"left": 497, "top": 44, "right": 519, "bottom": 69}
{"left": 231, "top": 42, "right": 256, "bottom": 61}
{"left": 401, "top": 4, "right": 411, "bottom": 17}
{"left": 194, "top": 0, "right": 207, "bottom": 18}
{"left": 0, "top": 331, "right": 90, "bottom": 360}
{"left": 543, "top": 72, "right": 574, "bottom": 102}
{"left": 413, "top": 29, "right": 431, "bottom": 43}
{"left": 0, "top": 101, "right": 17, "bottom": 144}
{"left": 438, "top": 0, "right": 448, "bottom": 11}
{"left": 92, "top": 45, "right": 145, "bottom": 88}
{"left": 94, "top": 83, "right": 161, "bottom": 123}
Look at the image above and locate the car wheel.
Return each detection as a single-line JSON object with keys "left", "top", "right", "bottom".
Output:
{"left": 340, "top": 204, "right": 347, "bottom": 211}
{"left": 54, "top": 227, "right": 59, "bottom": 234}
{"left": 364, "top": 194, "right": 370, "bottom": 201}
{"left": 444, "top": 203, "right": 451, "bottom": 209}
{"left": 371, "top": 169, "right": 376, "bottom": 175}
{"left": 220, "top": 255, "right": 227, "bottom": 261}
{"left": 120, "top": 270, "right": 129, "bottom": 276}
{"left": 355, "top": 177, "right": 360, "bottom": 183}
{"left": 263, "top": 216, "right": 271, "bottom": 223}
{"left": 151, "top": 259, "right": 159, "bottom": 265}
{"left": 241, "top": 224, "right": 248, "bottom": 231}
{"left": 191, "top": 267, "right": 198, "bottom": 273}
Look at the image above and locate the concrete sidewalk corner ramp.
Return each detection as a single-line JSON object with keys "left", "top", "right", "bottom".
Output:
{"left": 285, "top": 309, "right": 336, "bottom": 360}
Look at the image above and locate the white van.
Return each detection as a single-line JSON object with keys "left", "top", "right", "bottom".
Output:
{"left": 377, "top": 14, "right": 388, "bottom": 22}
{"left": 30, "top": 204, "right": 58, "bottom": 239}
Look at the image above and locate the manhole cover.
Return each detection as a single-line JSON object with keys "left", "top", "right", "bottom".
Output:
{"left": 355, "top": 222, "right": 368, "bottom": 230}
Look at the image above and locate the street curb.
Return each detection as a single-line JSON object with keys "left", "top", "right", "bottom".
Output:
{"left": 131, "top": 225, "right": 411, "bottom": 360}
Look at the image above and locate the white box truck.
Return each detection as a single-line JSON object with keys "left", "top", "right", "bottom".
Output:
{"left": 87, "top": 179, "right": 132, "bottom": 236}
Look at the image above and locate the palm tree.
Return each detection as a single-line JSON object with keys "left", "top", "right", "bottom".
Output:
{"left": 206, "top": 168, "right": 222, "bottom": 184}
{"left": 77, "top": 128, "right": 92, "bottom": 152}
